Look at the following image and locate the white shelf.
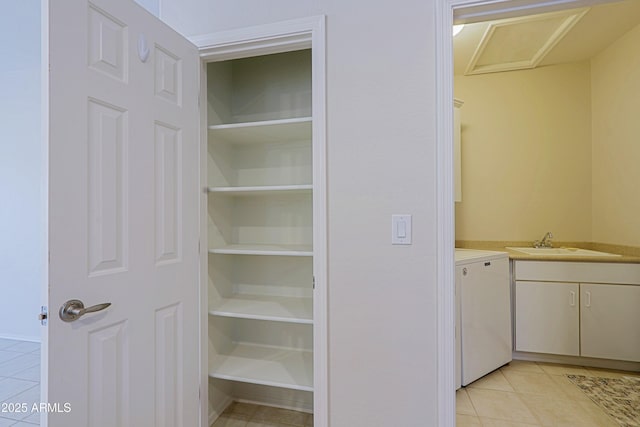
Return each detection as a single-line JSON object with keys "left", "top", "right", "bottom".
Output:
{"left": 208, "top": 117, "right": 312, "bottom": 145}
{"left": 209, "top": 343, "right": 313, "bottom": 392}
{"left": 210, "top": 295, "right": 313, "bottom": 324}
{"left": 207, "top": 185, "right": 312, "bottom": 196}
{"left": 209, "top": 244, "right": 313, "bottom": 257}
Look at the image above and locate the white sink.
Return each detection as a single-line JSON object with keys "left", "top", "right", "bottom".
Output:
{"left": 506, "top": 247, "right": 622, "bottom": 257}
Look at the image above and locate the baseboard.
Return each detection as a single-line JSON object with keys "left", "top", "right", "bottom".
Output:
{"left": 208, "top": 395, "right": 233, "bottom": 427}
{"left": 207, "top": 382, "right": 313, "bottom": 425}
{"left": 232, "top": 382, "right": 313, "bottom": 413}
{"left": 513, "top": 351, "right": 640, "bottom": 372}
{"left": 0, "top": 333, "right": 40, "bottom": 343}
{"left": 235, "top": 396, "right": 313, "bottom": 414}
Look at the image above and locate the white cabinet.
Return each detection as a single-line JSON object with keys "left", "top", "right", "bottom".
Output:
{"left": 205, "top": 49, "right": 319, "bottom": 416}
{"left": 454, "top": 99, "right": 463, "bottom": 203}
{"left": 515, "top": 281, "right": 579, "bottom": 356}
{"left": 581, "top": 283, "right": 640, "bottom": 362}
{"left": 514, "top": 261, "right": 640, "bottom": 363}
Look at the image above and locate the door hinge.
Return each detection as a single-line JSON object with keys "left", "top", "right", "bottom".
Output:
{"left": 38, "top": 306, "right": 48, "bottom": 326}
{"left": 313, "top": 276, "right": 315, "bottom": 289}
{"left": 198, "top": 240, "right": 201, "bottom": 254}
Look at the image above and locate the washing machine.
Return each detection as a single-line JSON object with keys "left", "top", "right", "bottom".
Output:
{"left": 455, "top": 249, "right": 512, "bottom": 387}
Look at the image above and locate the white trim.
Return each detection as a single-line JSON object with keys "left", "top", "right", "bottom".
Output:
{"left": 310, "top": 15, "right": 328, "bottom": 427}
{"left": 0, "top": 334, "right": 41, "bottom": 343}
{"left": 454, "top": 0, "right": 619, "bottom": 23}
{"left": 193, "top": 15, "right": 328, "bottom": 427}
{"left": 189, "top": 16, "right": 321, "bottom": 61}
{"left": 435, "top": 1, "right": 456, "bottom": 426}
{"left": 41, "top": 1, "right": 50, "bottom": 426}
{"left": 198, "top": 59, "right": 209, "bottom": 427}
{"left": 208, "top": 395, "right": 233, "bottom": 427}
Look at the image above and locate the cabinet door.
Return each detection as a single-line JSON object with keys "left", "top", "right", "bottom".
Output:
{"left": 515, "top": 281, "right": 579, "bottom": 356}
{"left": 581, "top": 283, "right": 640, "bottom": 362}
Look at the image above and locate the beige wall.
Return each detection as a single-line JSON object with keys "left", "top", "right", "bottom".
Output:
{"left": 454, "top": 62, "right": 593, "bottom": 242}
{"left": 591, "top": 23, "right": 640, "bottom": 247}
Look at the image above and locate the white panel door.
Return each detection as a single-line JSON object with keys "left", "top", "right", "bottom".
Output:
{"left": 45, "top": 0, "right": 200, "bottom": 425}
{"left": 515, "top": 281, "right": 579, "bottom": 356}
{"left": 581, "top": 283, "right": 640, "bottom": 362}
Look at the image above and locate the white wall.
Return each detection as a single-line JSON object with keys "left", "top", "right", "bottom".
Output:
{"left": 0, "top": 0, "right": 42, "bottom": 341}
{"left": 160, "top": 1, "right": 441, "bottom": 425}
{"left": 160, "top": 0, "right": 315, "bottom": 36}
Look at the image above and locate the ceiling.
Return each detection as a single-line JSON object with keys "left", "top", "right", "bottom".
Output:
{"left": 453, "top": 0, "right": 640, "bottom": 76}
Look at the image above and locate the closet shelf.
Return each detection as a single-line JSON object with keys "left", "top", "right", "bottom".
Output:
{"left": 209, "top": 244, "right": 313, "bottom": 257}
{"left": 210, "top": 294, "right": 313, "bottom": 324}
{"left": 207, "top": 185, "right": 312, "bottom": 196}
{"left": 208, "top": 117, "right": 311, "bottom": 145}
{"left": 209, "top": 343, "right": 313, "bottom": 392}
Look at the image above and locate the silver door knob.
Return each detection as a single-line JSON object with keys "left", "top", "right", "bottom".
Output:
{"left": 59, "top": 299, "right": 111, "bottom": 322}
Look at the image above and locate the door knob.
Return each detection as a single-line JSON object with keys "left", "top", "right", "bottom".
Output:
{"left": 59, "top": 299, "right": 111, "bottom": 322}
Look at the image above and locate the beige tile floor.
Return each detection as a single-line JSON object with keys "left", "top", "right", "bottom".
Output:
{"left": 212, "top": 402, "right": 313, "bottom": 427}
{"left": 457, "top": 360, "right": 639, "bottom": 426}
{"left": 212, "top": 361, "right": 639, "bottom": 427}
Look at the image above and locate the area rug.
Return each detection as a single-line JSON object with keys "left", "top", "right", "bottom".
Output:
{"left": 566, "top": 374, "right": 640, "bottom": 427}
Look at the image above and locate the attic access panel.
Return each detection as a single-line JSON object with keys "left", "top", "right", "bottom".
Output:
{"left": 465, "top": 8, "right": 589, "bottom": 75}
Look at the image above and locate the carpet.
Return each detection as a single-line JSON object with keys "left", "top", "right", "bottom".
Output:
{"left": 566, "top": 374, "right": 640, "bottom": 427}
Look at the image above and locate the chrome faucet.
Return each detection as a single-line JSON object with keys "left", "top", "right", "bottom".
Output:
{"left": 534, "top": 232, "right": 553, "bottom": 248}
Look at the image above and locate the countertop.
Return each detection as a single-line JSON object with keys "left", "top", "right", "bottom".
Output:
{"left": 455, "top": 241, "right": 640, "bottom": 264}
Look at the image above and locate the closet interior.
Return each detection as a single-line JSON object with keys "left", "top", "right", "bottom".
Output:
{"left": 204, "top": 49, "right": 316, "bottom": 418}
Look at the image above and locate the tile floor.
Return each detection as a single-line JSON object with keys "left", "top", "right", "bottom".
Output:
{"left": 457, "top": 360, "right": 639, "bottom": 426}
{"left": 2, "top": 341, "right": 635, "bottom": 427}
{"left": 0, "top": 339, "right": 41, "bottom": 426}
{"left": 212, "top": 402, "right": 313, "bottom": 427}
{"left": 214, "top": 361, "right": 639, "bottom": 427}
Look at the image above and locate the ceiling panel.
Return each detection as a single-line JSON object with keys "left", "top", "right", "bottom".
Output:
{"left": 454, "top": 0, "right": 640, "bottom": 76}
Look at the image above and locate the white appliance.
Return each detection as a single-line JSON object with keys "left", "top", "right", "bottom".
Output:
{"left": 455, "top": 249, "right": 512, "bottom": 387}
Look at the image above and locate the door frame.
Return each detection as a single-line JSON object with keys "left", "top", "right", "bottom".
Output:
{"left": 188, "top": 16, "right": 327, "bottom": 427}
{"left": 436, "top": 0, "right": 622, "bottom": 425}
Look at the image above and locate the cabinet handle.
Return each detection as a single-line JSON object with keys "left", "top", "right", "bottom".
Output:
{"left": 585, "top": 291, "right": 591, "bottom": 308}
{"left": 570, "top": 290, "right": 576, "bottom": 307}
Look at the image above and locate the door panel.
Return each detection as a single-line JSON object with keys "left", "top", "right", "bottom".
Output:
{"left": 46, "top": 0, "right": 200, "bottom": 425}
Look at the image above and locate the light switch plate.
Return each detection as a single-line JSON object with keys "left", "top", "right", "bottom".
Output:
{"left": 392, "top": 214, "right": 412, "bottom": 245}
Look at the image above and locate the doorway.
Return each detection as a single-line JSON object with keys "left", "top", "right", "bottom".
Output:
{"left": 0, "top": 1, "right": 44, "bottom": 425}
{"left": 442, "top": 0, "right": 640, "bottom": 425}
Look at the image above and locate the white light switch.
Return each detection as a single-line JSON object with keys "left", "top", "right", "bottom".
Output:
{"left": 392, "top": 214, "right": 412, "bottom": 245}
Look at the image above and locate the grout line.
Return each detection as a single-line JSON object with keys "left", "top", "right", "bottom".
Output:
{"left": 478, "top": 415, "right": 541, "bottom": 426}
{"left": 461, "top": 388, "right": 480, "bottom": 418}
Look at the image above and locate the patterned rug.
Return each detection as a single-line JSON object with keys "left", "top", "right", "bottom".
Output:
{"left": 566, "top": 374, "right": 640, "bottom": 427}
